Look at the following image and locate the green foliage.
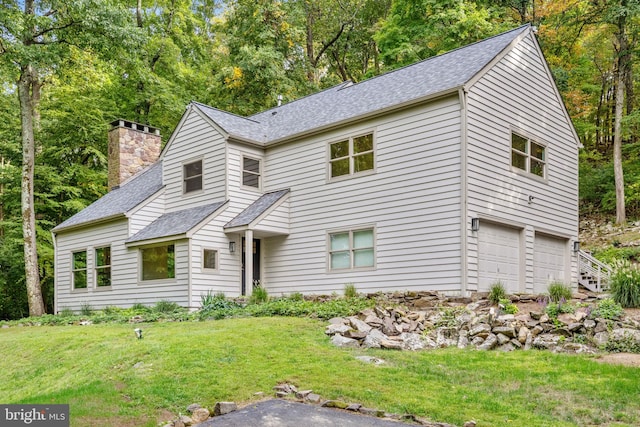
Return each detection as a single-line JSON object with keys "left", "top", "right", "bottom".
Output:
{"left": 344, "top": 283, "right": 358, "bottom": 299}
{"left": 433, "top": 307, "right": 468, "bottom": 328}
{"left": 609, "top": 260, "right": 640, "bottom": 308}
{"left": 545, "top": 300, "right": 575, "bottom": 318}
{"left": 499, "top": 298, "right": 519, "bottom": 315}
{"left": 591, "top": 298, "right": 624, "bottom": 320}
{"left": 547, "top": 282, "right": 573, "bottom": 303}
{"left": 287, "top": 292, "right": 304, "bottom": 302}
{"left": 592, "top": 246, "right": 640, "bottom": 264}
{"left": 58, "top": 308, "right": 74, "bottom": 317}
{"left": 249, "top": 284, "right": 270, "bottom": 305}
{"left": 153, "top": 300, "right": 183, "bottom": 314}
{"left": 603, "top": 332, "right": 640, "bottom": 354}
{"left": 488, "top": 281, "right": 507, "bottom": 305}
{"left": 80, "top": 302, "right": 93, "bottom": 316}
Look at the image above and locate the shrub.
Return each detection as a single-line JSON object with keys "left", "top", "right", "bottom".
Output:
{"left": 287, "top": 292, "right": 304, "bottom": 302}
{"left": 344, "top": 283, "right": 358, "bottom": 299}
{"left": 499, "top": 298, "right": 519, "bottom": 314}
{"left": 249, "top": 284, "right": 269, "bottom": 304}
{"left": 488, "top": 282, "right": 507, "bottom": 304}
{"left": 154, "top": 300, "right": 183, "bottom": 313}
{"left": 545, "top": 298, "right": 575, "bottom": 318}
{"left": 591, "top": 298, "right": 624, "bottom": 320}
{"left": 547, "top": 282, "right": 573, "bottom": 303}
{"left": 609, "top": 260, "right": 640, "bottom": 308}
{"left": 103, "top": 305, "right": 121, "bottom": 315}
{"left": 59, "top": 307, "right": 74, "bottom": 317}
{"left": 131, "top": 303, "right": 151, "bottom": 314}
{"left": 80, "top": 302, "right": 93, "bottom": 316}
{"left": 603, "top": 332, "right": 640, "bottom": 353}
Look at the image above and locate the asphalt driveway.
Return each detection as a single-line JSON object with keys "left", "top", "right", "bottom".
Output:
{"left": 196, "top": 399, "right": 416, "bottom": 427}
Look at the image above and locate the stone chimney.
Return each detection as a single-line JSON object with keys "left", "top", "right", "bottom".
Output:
{"left": 108, "top": 119, "right": 161, "bottom": 190}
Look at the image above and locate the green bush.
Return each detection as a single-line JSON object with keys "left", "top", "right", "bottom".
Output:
{"left": 249, "top": 285, "right": 270, "bottom": 304}
{"left": 344, "top": 283, "right": 358, "bottom": 299}
{"left": 80, "top": 302, "right": 93, "bottom": 316}
{"left": 591, "top": 298, "right": 624, "bottom": 320}
{"left": 547, "top": 282, "right": 573, "bottom": 303}
{"left": 154, "top": 300, "right": 183, "bottom": 313}
{"left": 609, "top": 260, "right": 640, "bottom": 308}
{"left": 287, "top": 292, "right": 304, "bottom": 302}
{"left": 488, "top": 282, "right": 507, "bottom": 305}
{"left": 603, "top": 332, "right": 640, "bottom": 353}
{"left": 499, "top": 298, "right": 519, "bottom": 314}
{"left": 545, "top": 301, "right": 575, "bottom": 318}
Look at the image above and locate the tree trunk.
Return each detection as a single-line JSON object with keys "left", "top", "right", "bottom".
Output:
{"left": 18, "top": 64, "right": 45, "bottom": 316}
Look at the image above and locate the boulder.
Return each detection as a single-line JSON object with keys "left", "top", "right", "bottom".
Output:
{"left": 477, "top": 333, "right": 498, "bottom": 350}
{"left": 330, "top": 334, "right": 360, "bottom": 348}
{"left": 191, "top": 408, "right": 210, "bottom": 424}
{"left": 214, "top": 402, "right": 237, "bottom": 416}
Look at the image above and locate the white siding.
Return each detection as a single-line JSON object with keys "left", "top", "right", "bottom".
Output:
{"left": 163, "top": 108, "right": 227, "bottom": 212}
{"left": 466, "top": 33, "right": 579, "bottom": 292}
{"left": 262, "top": 96, "right": 463, "bottom": 295}
{"left": 54, "top": 220, "right": 189, "bottom": 312}
{"left": 129, "top": 190, "right": 165, "bottom": 235}
{"left": 253, "top": 197, "right": 290, "bottom": 235}
{"left": 189, "top": 207, "right": 245, "bottom": 305}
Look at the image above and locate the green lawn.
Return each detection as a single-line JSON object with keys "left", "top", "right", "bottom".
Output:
{"left": 1, "top": 317, "right": 639, "bottom": 426}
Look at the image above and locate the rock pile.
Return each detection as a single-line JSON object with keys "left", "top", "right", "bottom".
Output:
{"left": 326, "top": 292, "right": 640, "bottom": 353}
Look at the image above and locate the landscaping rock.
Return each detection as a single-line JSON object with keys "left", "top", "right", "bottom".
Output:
{"left": 191, "top": 408, "right": 210, "bottom": 424}
{"left": 330, "top": 334, "right": 359, "bottom": 348}
{"left": 214, "top": 402, "right": 237, "bottom": 416}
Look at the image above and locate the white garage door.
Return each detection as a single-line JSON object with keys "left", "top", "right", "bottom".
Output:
{"left": 478, "top": 222, "right": 521, "bottom": 293}
{"left": 534, "top": 234, "right": 567, "bottom": 293}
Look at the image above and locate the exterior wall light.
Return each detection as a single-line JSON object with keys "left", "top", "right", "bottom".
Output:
{"left": 573, "top": 241, "right": 580, "bottom": 253}
{"left": 229, "top": 241, "right": 236, "bottom": 254}
{"left": 471, "top": 218, "right": 480, "bottom": 232}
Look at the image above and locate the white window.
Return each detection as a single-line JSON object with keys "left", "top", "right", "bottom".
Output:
{"left": 511, "top": 133, "right": 545, "bottom": 178}
{"left": 95, "top": 246, "right": 111, "bottom": 287}
{"left": 72, "top": 251, "right": 87, "bottom": 289}
{"left": 242, "top": 156, "right": 261, "bottom": 188}
{"left": 184, "top": 160, "right": 203, "bottom": 193}
{"left": 329, "top": 228, "right": 375, "bottom": 270}
{"left": 203, "top": 249, "right": 217, "bottom": 271}
{"left": 329, "top": 133, "right": 374, "bottom": 178}
{"left": 141, "top": 244, "right": 175, "bottom": 281}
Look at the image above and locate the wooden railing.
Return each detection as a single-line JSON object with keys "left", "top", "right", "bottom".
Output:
{"left": 578, "top": 250, "right": 612, "bottom": 292}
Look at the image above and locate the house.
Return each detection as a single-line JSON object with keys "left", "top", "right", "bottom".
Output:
{"left": 52, "top": 25, "right": 580, "bottom": 312}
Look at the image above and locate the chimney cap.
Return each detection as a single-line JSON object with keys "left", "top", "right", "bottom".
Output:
{"left": 109, "top": 119, "right": 160, "bottom": 135}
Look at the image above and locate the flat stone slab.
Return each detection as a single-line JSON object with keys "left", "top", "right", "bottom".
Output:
{"left": 194, "top": 399, "right": 413, "bottom": 426}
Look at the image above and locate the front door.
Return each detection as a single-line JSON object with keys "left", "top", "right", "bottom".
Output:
{"left": 241, "top": 238, "right": 261, "bottom": 296}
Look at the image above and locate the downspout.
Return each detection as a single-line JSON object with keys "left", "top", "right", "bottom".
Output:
{"left": 459, "top": 87, "right": 469, "bottom": 295}
{"left": 52, "top": 231, "right": 57, "bottom": 314}
{"left": 187, "top": 239, "right": 193, "bottom": 310}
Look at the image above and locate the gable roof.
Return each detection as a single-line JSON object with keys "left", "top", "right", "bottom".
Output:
{"left": 52, "top": 162, "right": 164, "bottom": 233}
{"left": 224, "top": 189, "right": 290, "bottom": 229}
{"left": 192, "top": 25, "right": 530, "bottom": 145}
{"left": 126, "top": 201, "right": 227, "bottom": 244}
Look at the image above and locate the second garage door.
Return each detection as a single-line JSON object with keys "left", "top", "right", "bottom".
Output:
{"left": 478, "top": 222, "right": 521, "bottom": 293}
{"left": 533, "top": 233, "right": 567, "bottom": 294}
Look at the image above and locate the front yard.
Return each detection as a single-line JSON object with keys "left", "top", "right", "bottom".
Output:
{"left": 1, "top": 317, "right": 639, "bottom": 427}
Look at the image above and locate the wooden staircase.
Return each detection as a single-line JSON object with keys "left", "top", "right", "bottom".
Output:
{"left": 578, "top": 250, "right": 612, "bottom": 292}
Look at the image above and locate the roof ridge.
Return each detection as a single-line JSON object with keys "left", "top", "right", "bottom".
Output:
{"left": 191, "top": 101, "right": 263, "bottom": 124}
{"left": 335, "top": 24, "right": 531, "bottom": 93}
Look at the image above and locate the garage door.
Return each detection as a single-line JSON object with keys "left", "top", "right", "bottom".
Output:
{"left": 533, "top": 234, "right": 567, "bottom": 294}
{"left": 478, "top": 222, "right": 521, "bottom": 293}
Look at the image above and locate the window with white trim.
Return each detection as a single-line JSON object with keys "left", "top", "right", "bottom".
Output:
{"left": 95, "top": 246, "right": 111, "bottom": 287}
{"left": 203, "top": 249, "right": 217, "bottom": 271}
{"left": 242, "top": 156, "right": 261, "bottom": 188}
{"left": 329, "top": 133, "right": 374, "bottom": 178}
{"left": 184, "top": 160, "right": 203, "bottom": 193}
{"left": 141, "top": 244, "right": 175, "bottom": 281}
{"left": 72, "top": 251, "right": 87, "bottom": 289}
{"left": 511, "top": 133, "right": 545, "bottom": 178}
{"left": 329, "top": 228, "right": 375, "bottom": 270}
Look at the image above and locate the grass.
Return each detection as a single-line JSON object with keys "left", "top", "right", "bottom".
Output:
{"left": 1, "top": 318, "right": 640, "bottom": 426}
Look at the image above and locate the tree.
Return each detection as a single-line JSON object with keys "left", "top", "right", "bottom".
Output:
{"left": 0, "top": 0, "right": 139, "bottom": 316}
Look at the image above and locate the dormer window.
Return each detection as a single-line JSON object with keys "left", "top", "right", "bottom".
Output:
{"left": 242, "top": 156, "right": 261, "bottom": 189}
{"left": 184, "top": 159, "right": 203, "bottom": 193}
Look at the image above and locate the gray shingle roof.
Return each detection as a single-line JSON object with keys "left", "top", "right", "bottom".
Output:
{"left": 126, "top": 201, "right": 227, "bottom": 243}
{"left": 195, "top": 25, "right": 529, "bottom": 144}
{"left": 52, "top": 162, "right": 164, "bottom": 233}
{"left": 225, "top": 189, "right": 290, "bottom": 229}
